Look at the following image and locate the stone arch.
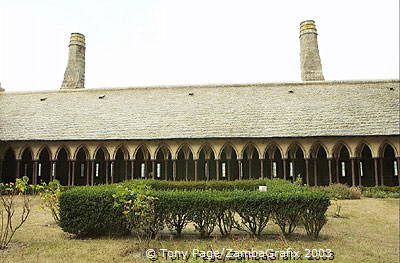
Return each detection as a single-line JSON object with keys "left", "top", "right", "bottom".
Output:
{"left": 242, "top": 143, "right": 261, "bottom": 179}
{"left": 198, "top": 144, "right": 216, "bottom": 181}
{"left": 310, "top": 142, "right": 329, "bottom": 159}
{"left": 287, "top": 142, "right": 306, "bottom": 183}
{"left": 20, "top": 147, "right": 34, "bottom": 184}
{"left": 1, "top": 148, "right": 17, "bottom": 183}
{"left": 93, "top": 145, "right": 110, "bottom": 161}
{"left": 219, "top": 144, "right": 238, "bottom": 180}
{"left": 55, "top": 145, "right": 71, "bottom": 160}
{"left": 264, "top": 143, "right": 283, "bottom": 179}
{"left": 134, "top": 145, "right": 150, "bottom": 179}
{"left": 355, "top": 141, "right": 373, "bottom": 158}
{"left": 93, "top": 147, "right": 108, "bottom": 185}
{"left": 313, "top": 146, "right": 329, "bottom": 186}
{"left": 155, "top": 145, "right": 172, "bottom": 180}
{"left": 38, "top": 147, "right": 52, "bottom": 184}
{"left": 357, "top": 142, "right": 374, "bottom": 187}
{"left": 55, "top": 147, "right": 69, "bottom": 185}
{"left": 332, "top": 141, "right": 353, "bottom": 159}
{"left": 379, "top": 141, "right": 399, "bottom": 158}
{"left": 380, "top": 143, "right": 399, "bottom": 186}
{"left": 73, "top": 145, "right": 90, "bottom": 160}
{"left": 112, "top": 144, "right": 129, "bottom": 160}
{"left": 176, "top": 144, "right": 194, "bottom": 181}
{"left": 74, "top": 146, "right": 89, "bottom": 186}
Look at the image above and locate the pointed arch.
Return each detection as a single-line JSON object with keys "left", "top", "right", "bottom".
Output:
{"left": 112, "top": 144, "right": 129, "bottom": 160}
{"left": 134, "top": 144, "right": 150, "bottom": 179}
{"left": 240, "top": 142, "right": 261, "bottom": 160}
{"left": 220, "top": 143, "right": 239, "bottom": 181}
{"left": 20, "top": 147, "right": 34, "bottom": 183}
{"left": 133, "top": 144, "right": 150, "bottom": 159}
{"left": 1, "top": 148, "right": 16, "bottom": 183}
{"left": 380, "top": 143, "right": 398, "bottom": 186}
{"left": 242, "top": 143, "right": 261, "bottom": 179}
{"left": 357, "top": 142, "right": 374, "bottom": 186}
{"left": 176, "top": 144, "right": 194, "bottom": 181}
{"left": 55, "top": 147, "right": 69, "bottom": 185}
{"left": 93, "top": 145, "right": 110, "bottom": 161}
{"left": 55, "top": 145, "right": 71, "bottom": 160}
{"left": 379, "top": 141, "right": 399, "bottom": 158}
{"left": 332, "top": 141, "right": 352, "bottom": 159}
{"left": 264, "top": 142, "right": 283, "bottom": 160}
{"left": 355, "top": 141, "right": 373, "bottom": 158}
{"left": 286, "top": 142, "right": 306, "bottom": 159}
{"left": 310, "top": 142, "right": 329, "bottom": 159}
{"left": 197, "top": 143, "right": 216, "bottom": 160}
{"left": 74, "top": 146, "right": 89, "bottom": 186}
{"left": 38, "top": 147, "right": 51, "bottom": 184}
{"left": 155, "top": 144, "right": 172, "bottom": 160}
{"left": 198, "top": 143, "right": 216, "bottom": 181}
{"left": 73, "top": 145, "right": 89, "bottom": 160}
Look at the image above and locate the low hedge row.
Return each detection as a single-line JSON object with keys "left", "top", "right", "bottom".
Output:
{"left": 121, "top": 178, "right": 298, "bottom": 191}
{"left": 59, "top": 181, "right": 330, "bottom": 239}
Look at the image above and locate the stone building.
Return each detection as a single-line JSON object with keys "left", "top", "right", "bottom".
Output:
{"left": 0, "top": 20, "right": 399, "bottom": 187}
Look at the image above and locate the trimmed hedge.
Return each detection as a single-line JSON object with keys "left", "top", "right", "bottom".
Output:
{"left": 59, "top": 180, "right": 330, "bottom": 239}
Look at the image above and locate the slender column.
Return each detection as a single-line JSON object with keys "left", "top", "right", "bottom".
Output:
{"left": 164, "top": 160, "right": 168, "bottom": 180}
{"left": 50, "top": 161, "right": 56, "bottom": 181}
{"left": 374, "top": 158, "right": 379, "bottom": 186}
{"left": 130, "top": 160, "right": 134, "bottom": 180}
{"left": 71, "top": 161, "right": 75, "bottom": 186}
{"left": 205, "top": 160, "right": 209, "bottom": 181}
{"left": 335, "top": 158, "right": 340, "bottom": 184}
{"left": 151, "top": 160, "right": 156, "bottom": 179}
{"left": 379, "top": 158, "right": 384, "bottom": 186}
{"left": 194, "top": 159, "right": 198, "bottom": 181}
{"left": 33, "top": 160, "right": 38, "bottom": 185}
{"left": 216, "top": 159, "right": 220, "bottom": 180}
{"left": 0, "top": 159, "right": 3, "bottom": 182}
{"left": 110, "top": 161, "right": 114, "bottom": 183}
{"left": 248, "top": 159, "right": 252, "bottom": 179}
{"left": 105, "top": 160, "right": 109, "bottom": 184}
{"left": 358, "top": 159, "right": 362, "bottom": 187}
{"left": 172, "top": 160, "right": 177, "bottom": 181}
{"left": 125, "top": 160, "right": 128, "bottom": 181}
{"left": 260, "top": 159, "right": 264, "bottom": 179}
{"left": 351, "top": 158, "right": 356, "bottom": 187}
{"left": 238, "top": 159, "right": 242, "bottom": 180}
{"left": 313, "top": 159, "right": 317, "bottom": 186}
{"left": 67, "top": 160, "right": 71, "bottom": 186}
{"left": 328, "top": 158, "right": 333, "bottom": 185}
{"left": 305, "top": 158, "right": 310, "bottom": 185}
{"left": 16, "top": 160, "right": 21, "bottom": 179}
{"left": 91, "top": 160, "right": 95, "bottom": 186}
{"left": 270, "top": 159, "right": 273, "bottom": 179}
{"left": 86, "top": 160, "right": 90, "bottom": 185}
{"left": 185, "top": 159, "right": 189, "bottom": 181}
{"left": 227, "top": 159, "right": 231, "bottom": 181}
{"left": 397, "top": 157, "right": 400, "bottom": 186}
{"left": 283, "top": 158, "right": 287, "bottom": 180}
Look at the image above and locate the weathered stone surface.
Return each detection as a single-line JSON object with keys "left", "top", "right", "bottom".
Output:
{"left": 0, "top": 79, "right": 398, "bottom": 141}
{"left": 300, "top": 20, "right": 324, "bottom": 81}
{"left": 61, "top": 33, "right": 85, "bottom": 89}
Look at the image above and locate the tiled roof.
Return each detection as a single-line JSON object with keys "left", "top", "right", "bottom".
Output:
{"left": 0, "top": 80, "right": 399, "bottom": 141}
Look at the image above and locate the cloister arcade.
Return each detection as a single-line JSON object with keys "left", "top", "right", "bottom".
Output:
{"left": 0, "top": 137, "right": 399, "bottom": 187}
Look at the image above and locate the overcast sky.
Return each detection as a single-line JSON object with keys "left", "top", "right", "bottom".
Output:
{"left": 0, "top": 0, "right": 399, "bottom": 92}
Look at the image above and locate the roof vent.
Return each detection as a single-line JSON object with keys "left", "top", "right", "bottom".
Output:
{"left": 99, "top": 95, "right": 105, "bottom": 99}
{"left": 40, "top": 97, "right": 47, "bottom": 101}
{"left": 389, "top": 87, "right": 394, "bottom": 91}
{"left": 188, "top": 92, "right": 194, "bottom": 96}
{"left": 288, "top": 90, "right": 294, "bottom": 93}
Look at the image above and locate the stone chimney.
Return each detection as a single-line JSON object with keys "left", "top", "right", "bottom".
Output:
{"left": 299, "top": 20, "right": 324, "bottom": 81}
{"left": 61, "top": 33, "right": 85, "bottom": 89}
{"left": 0, "top": 82, "right": 4, "bottom": 92}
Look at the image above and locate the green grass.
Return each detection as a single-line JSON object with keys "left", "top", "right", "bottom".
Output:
{"left": 0, "top": 197, "right": 398, "bottom": 263}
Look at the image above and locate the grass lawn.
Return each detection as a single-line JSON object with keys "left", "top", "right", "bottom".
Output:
{"left": 0, "top": 197, "right": 398, "bottom": 263}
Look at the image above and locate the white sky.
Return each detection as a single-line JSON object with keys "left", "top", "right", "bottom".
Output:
{"left": 0, "top": 0, "right": 399, "bottom": 92}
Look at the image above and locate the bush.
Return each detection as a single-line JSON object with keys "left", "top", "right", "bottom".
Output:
{"left": 59, "top": 185, "right": 127, "bottom": 237}
{"left": 318, "top": 184, "right": 361, "bottom": 200}
{"left": 362, "top": 190, "right": 400, "bottom": 198}
{"left": 59, "top": 181, "right": 330, "bottom": 239}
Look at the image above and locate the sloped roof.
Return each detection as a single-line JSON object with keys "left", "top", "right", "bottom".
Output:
{"left": 0, "top": 80, "right": 399, "bottom": 141}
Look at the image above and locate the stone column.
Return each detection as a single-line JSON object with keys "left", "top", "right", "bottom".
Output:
{"left": 71, "top": 161, "right": 75, "bottom": 186}
{"left": 151, "top": 160, "right": 156, "bottom": 179}
{"left": 51, "top": 161, "right": 56, "bottom": 181}
{"left": 374, "top": 158, "right": 379, "bottom": 186}
{"left": 105, "top": 160, "right": 109, "bottom": 184}
{"left": 194, "top": 159, "right": 198, "bottom": 181}
{"left": 328, "top": 158, "right": 333, "bottom": 185}
{"left": 379, "top": 158, "right": 384, "bottom": 186}
{"left": 335, "top": 158, "right": 340, "bottom": 184}
{"left": 283, "top": 158, "right": 287, "bottom": 180}
{"left": 216, "top": 159, "right": 220, "bottom": 180}
{"left": 305, "top": 158, "right": 310, "bottom": 185}
{"left": 173, "top": 160, "right": 177, "bottom": 181}
{"left": 110, "top": 161, "right": 114, "bottom": 183}
{"left": 260, "top": 158, "right": 264, "bottom": 179}
{"left": 270, "top": 159, "right": 273, "bottom": 179}
{"left": 67, "top": 160, "right": 72, "bottom": 186}
{"left": 351, "top": 158, "right": 356, "bottom": 187}
{"left": 86, "top": 160, "right": 90, "bottom": 186}
{"left": 185, "top": 159, "right": 189, "bottom": 181}
{"left": 91, "top": 160, "right": 95, "bottom": 186}
{"left": 130, "top": 160, "right": 135, "bottom": 180}
{"left": 397, "top": 158, "right": 400, "bottom": 186}
{"left": 164, "top": 160, "right": 168, "bottom": 180}
{"left": 313, "top": 159, "right": 318, "bottom": 186}
{"left": 33, "top": 160, "right": 38, "bottom": 185}
{"left": 227, "top": 159, "right": 231, "bottom": 181}
{"left": 125, "top": 160, "right": 128, "bottom": 181}
{"left": 16, "top": 160, "right": 21, "bottom": 179}
{"left": 0, "top": 159, "right": 3, "bottom": 182}
{"left": 358, "top": 159, "right": 362, "bottom": 187}
{"left": 238, "top": 159, "right": 242, "bottom": 180}
{"left": 248, "top": 159, "right": 252, "bottom": 179}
